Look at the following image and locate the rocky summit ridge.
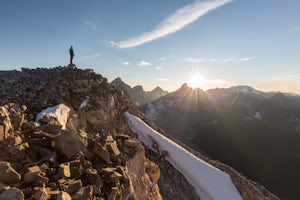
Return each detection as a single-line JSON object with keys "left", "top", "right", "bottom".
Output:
{"left": 0, "top": 66, "right": 279, "bottom": 200}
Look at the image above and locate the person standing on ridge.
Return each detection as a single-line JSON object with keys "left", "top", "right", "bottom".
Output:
{"left": 69, "top": 46, "right": 75, "bottom": 65}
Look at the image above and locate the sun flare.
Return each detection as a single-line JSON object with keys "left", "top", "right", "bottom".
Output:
{"left": 187, "top": 73, "right": 205, "bottom": 89}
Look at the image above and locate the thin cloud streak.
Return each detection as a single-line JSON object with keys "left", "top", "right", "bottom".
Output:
{"left": 184, "top": 56, "right": 253, "bottom": 63}
{"left": 138, "top": 61, "right": 151, "bottom": 67}
{"left": 113, "top": 0, "right": 232, "bottom": 48}
{"left": 121, "top": 61, "right": 130, "bottom": 65}
{"left": 85, "top": 22, "right": 96, "bottom": 30}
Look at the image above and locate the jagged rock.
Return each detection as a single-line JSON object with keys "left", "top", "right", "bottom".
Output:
{"left": 0, "top": 106, "right": 12, "bottom": 141}
{"left": 69, "top": 160, "right": 82, "bottom": 179}
{"left": 108, "top": 171, "right": 123, "bottom": 183}
{"left": 58, "top": 163, "right": 71, "bottom": 178}
{"left": 106, "top": 142, "right": 121, "bottom": 156}
{"left": 35, "top": 174, "right": 49, "bottom": 186}
{"left": 100, "top": 167, "right": 116, "bottom": 176}
{"left": 56, "top": 191, "right": 71, "bottom": 200}
{"left": 33, "top": 187, "right": 48, "bottom": 200}
{"left": 0, "top": 187, "right": 24, "bottom": 200}
{"left": 71, "top": 185, "right": 93, "bottom": 200}
{"left": 124, "top": 139, "right": 141, "bottom": 148}
{"left": 85, "top": 168, "right": 103, "bottom": 187}
{"left": 23, "top": 165, "right": 41, "bottom": 183}
{"left": 64, "top": 179, "right": 82, "bottom": 194}
{"left": 92, "top": 142, "right": 111, "bottom": 163}
{"left": 6, "top": 103, "right": 25, "bottom": 132}
{"left": 127, "top": 148, "right": 162, "bottom": 200}
{"left": 6, "top": 135, "right": 22, "bottom": 146}
{"left": 51, "top": 130, "right": 87, "bottom": 157}
{"left": 107, "top": 187, "right": 121, "bottom": 200}
{"left": 0, "top": 183, "right": 9, "bottom": 193}
{"left": 0, "top": 161, "right": 21, "bottom": 183}
{"left": 8, "top": 143, "right": 26, "bottom": 162}
{"left": 40, "top": 124, "right": 62, "bottom": 135}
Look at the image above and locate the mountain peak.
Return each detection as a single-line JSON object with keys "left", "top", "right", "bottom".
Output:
{"left": 179, "top": 83, "right": 192, "bottom": 91}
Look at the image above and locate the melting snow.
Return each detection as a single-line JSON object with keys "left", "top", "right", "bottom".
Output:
{"left": 36, "top": 103, "right": 70, "bottom": 130}
{"left": 125, "top": 112, "right": 242, "bottom": 200}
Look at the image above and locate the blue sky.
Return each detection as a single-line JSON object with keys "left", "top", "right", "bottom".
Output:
{"left": 0, "top": 0, "right": 299, "bottom": 93}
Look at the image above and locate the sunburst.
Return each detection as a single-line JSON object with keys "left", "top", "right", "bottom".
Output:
{"left": 187, "top": 73, "right": 205, "bottom": 89}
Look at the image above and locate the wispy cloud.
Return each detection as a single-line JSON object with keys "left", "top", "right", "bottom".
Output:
{"left": 81, "top": 53, "right": 102, "bottom": 60}
{"left": 138, "top": 61, "right": 151, "bottom": 67}
{"left": 184, "top": 56, "right": 253, "bottom": 63}
{"left": 155, "top": 66, "right": 163, "bottom": 71}
{"left": 112, "top": 0, "right": 232, "bottom": 48}
{"left": 121, "top": 61, "right": 130, "bottom": 65}
{"left": 240, "top": 57, "right": 254, "bottom": 61}
{"left": 85, "top": 21, "right": 97, "bottom": 30}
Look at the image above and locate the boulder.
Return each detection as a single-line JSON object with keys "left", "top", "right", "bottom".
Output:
{"left": 58, "top": 163, "right": 71, "bottom": 178}
{"left": 0, "top": 161, "right": 21, "bottom": 183}
{"left": 92, "top": 142, "right": 111, "bottom": 163}
{"left": 64, "top": 179, "right": 82, "bottom": 194}
{"left": 0, "top": 188, "right": 24, "bottom": 200}
{"left": 85, "top": 168, "right": 103, "bottom": 187}
{"left": 36, "top": 104, "right": 70, "bottom": 130}
{"left": 33, "top": 187, "right": 48, "bottom": 200}
{"left": 72, "top": 185, "right": 93, "bottom": 200}
{"left": 51, "top": 130, "right": 87, "bottom": 157}
{"left": 23, "top": 166, "right": 41, "bottom": 183}
{"left": 106, "top": 142, "right": 121, "bottom": 156}
{"left": 124, "top": 139, "right": 141, "bottom": 148}
{"left": 56, "top": 191, "right": 71, "bottom": 200}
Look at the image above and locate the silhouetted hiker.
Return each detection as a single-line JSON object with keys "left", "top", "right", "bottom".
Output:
{"left": 69, "top": 46, "right": 75, "bottom": 65}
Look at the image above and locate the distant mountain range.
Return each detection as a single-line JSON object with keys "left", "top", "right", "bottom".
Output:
{"left": 111, "top": 77, "right": 168, "bottom": 106}
{"left": 112, "top": 80, "right": 300, "bottom": 200}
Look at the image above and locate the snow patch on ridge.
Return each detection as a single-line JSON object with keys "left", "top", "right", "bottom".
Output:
{"left": 36, "top": 103, "right": 70, "bottom": 130}
{"left": 125, "top": 111, "right": 243, "bottom": 200}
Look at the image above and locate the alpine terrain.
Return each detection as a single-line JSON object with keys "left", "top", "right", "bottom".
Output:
{"left": 0, "top": 66, "right": 279, "bottom": 200}
{"left": 136, "top": 82, "right": 300, "bottom": 200}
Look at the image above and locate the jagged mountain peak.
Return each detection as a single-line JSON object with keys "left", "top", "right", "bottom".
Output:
{"left": 132, "top": 85, "right": 145, "bottom": 92}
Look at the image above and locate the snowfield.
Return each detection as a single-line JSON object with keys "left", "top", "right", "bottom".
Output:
{"left": 125, "top": 112, "right": 243, "bottom": 200}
